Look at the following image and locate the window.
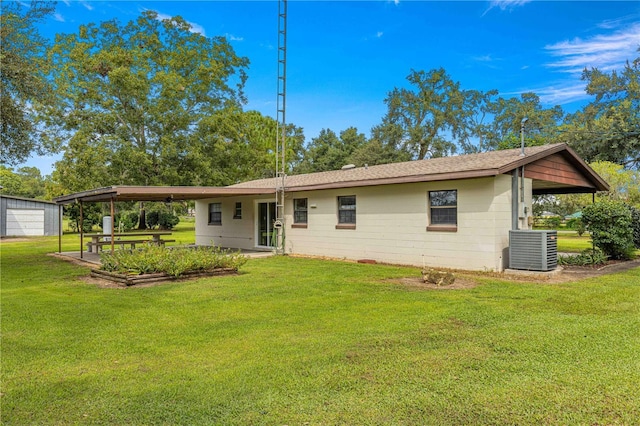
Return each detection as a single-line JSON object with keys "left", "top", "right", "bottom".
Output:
{"left": 208, "top": 202, "right": 222, "bottom": 225}
{"left": 233, "top": 202, "right": 242, "bottom": 219}
{"left": 428, "top": 190, "right": 457, "bottom": 230}
{"left": 293, "top": 198, "right": 308, "bottom": 224}
{"left": 337, "top": 195, "right": 356, "bottom": 226}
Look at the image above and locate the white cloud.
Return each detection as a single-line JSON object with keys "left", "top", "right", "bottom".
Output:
{"left": 483, "top": 0, "right": 532, "bottom": 15}
{"left": 376, "top": 31, "right": 384, "bottom": 38}
{"left": 53, "top": 12, "right": 65, "bottom": 22}
{"left": 226, "top": 33, "right": 244, "bottom": 42}
{"left": 151, "top": 11, "right": 206, "bottom": 36}
{"left": 79, "top": 1, "right": 93, "bottom": 11}
{"left": 535, "top": 83, "right": 589, "bottom": 105}
{"left": 545, "top": 22, "right": 640, "bottom": 74}
{"left": 473, "top": 54, "right": 494, "bottom": 62}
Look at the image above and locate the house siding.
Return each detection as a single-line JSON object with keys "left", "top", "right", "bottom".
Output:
{"left": 194, "top": 175, "right": 533, "bottom": 271}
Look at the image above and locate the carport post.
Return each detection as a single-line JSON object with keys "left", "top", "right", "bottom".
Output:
{"left": 58, "top": 204, "right": 62, "bottom": 253}
{"left": 79, "top": 200, "right": 84, "bottom": 259}
{"left": 110, "top": 197, "right": 115, "bottom": 252}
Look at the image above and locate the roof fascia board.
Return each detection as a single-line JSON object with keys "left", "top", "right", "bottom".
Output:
{"left": 284, "top": 169, "right": 500, "bottom": 192}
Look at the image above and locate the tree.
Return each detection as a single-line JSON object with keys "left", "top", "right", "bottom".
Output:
{"left": 488, "top": 93, "right": 563, "bottom": 151}
{"left": 349, "top": 123, "right": 412, "bottom": 167}
{"left": 193, "top": 109, "right": 304, "bottom": 185}
{"left": 582, "top": 200, "right": 634, "bottom": 260}
{"left": 381, "top": 68, "right": 466, "bottom": 160}
{"left": 0, "top": 1, "right": 56, "bottom": 165}
{"left": 0, "top": 166, "right": 46, "bottom": 199}
{"left": 561, "top": 53, "right": 640, "bottom": 168}
{"left": 457, "top": 89, "right": 500, "bottom": 153}
{"left": 44, "top": 11, "right": 248, "bottom": 193}
{"left": 295, "top": 127, "right": 366, "bottom": 173}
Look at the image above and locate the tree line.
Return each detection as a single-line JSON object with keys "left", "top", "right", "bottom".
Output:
{"left": 2, "top": 1, "right": 639, "bottom": 203}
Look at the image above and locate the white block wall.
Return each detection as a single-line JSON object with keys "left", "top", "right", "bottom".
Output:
{"left": 195, "top": 175, "right": 525, "bottom": 271}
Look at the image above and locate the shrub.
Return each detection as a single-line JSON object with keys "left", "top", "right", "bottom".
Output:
{"left": 565, "top": 217, "right": 586, "bottom": 236}
{"left": 558, "top": 247, "right": 607, "bottom": 266}
{"left": 100, "top": 245, "right": 247, "bottom": 277}
{"left": 582, "top": 200, "right": 634, "bottom": 260}
{"left": 146, "top": 204, "right": 180, "bottom": 230}
{"left": 631, "top": 206, "right": 640, "bottom": 249}
{"left": 544, "top": 216, "right": 562, "bottom": 229}
{"left": 115, "top": 211, "right": 139, "bottom": 232}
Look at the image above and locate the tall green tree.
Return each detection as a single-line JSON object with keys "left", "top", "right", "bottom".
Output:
{"left": 458, "top": 89, "right": 500, "bottom": 153}
{"left": 561, "top": 53, "right": 640, "bottom": 168}
{"left": 194, "top": 109, "right": 304, "bottom": 185}
{"left": 0, "top": 166, "right": 46, "bottom": 199}
{"left": 295, "top": 127, "right": 366, "bottom": 173}
{"left": 45, "top": 11, "right": 248, "bottom": 192}
{"left": 0, "top": 1, "right": 56, "bottom": 165}
{"left": 349, "top": 122, "right": 412, "bottom": 167}
{"left": 488, "top": 93, "right": 564, "bottom": 151}
{"left": 382, "top": 68, "right": 466, "bottom": 159}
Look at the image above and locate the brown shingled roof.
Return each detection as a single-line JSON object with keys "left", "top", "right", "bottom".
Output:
{"left": 230, "top": 143, "right": 608, "bottom": 193}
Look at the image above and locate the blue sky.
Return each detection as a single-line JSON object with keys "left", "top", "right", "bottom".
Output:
{"left": 16, "top": 0, "right": 640, "bottom": 174}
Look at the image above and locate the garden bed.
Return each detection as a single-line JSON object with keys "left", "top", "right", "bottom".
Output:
{"left": 94, "top": 244, "right": 246, "bottom": 286}
{"left": 91, "top": 267, "right": 238, "bottom": 286}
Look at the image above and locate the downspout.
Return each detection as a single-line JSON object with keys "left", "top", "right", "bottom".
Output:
{"left": 512, "top": 169, "right": 519, "bottom": 230}
{"left": 518, "top": 117, "right": 528, "bottom": 230}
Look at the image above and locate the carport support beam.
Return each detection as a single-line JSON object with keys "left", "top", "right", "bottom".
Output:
{"left": 79, "top": 200, "right": 84, "bottom": 259}
{"left": 58, "top": 204, "right": 62, "bottom": 253}
{"left": 110, "top": 198, "right": 115, "bottom": 252}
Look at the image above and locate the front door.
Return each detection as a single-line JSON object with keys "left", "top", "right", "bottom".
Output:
{"left": 258, "top": 202, "right": 276, "bottom": 247}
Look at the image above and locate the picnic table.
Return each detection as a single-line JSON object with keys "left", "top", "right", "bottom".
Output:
{"left": 85, "top": 231, "right": 174, "bottom": 252}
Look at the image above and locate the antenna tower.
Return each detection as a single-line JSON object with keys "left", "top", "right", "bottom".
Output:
{"left": 274, "top": 0, "right": 287, "bottom": 254}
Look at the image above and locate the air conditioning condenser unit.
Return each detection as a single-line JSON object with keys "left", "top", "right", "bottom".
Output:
{"left": 509, "top": 230, "right": 558, "bottom": 271}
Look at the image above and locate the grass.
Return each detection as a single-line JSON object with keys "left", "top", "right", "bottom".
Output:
{"left": 556, "top": 232, "right": 593, "bottom": 253}
{"left": 2, "top": 233, "right": 640, "bottom": 424}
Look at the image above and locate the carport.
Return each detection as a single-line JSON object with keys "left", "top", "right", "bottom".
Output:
{"left": 54, "top": 186, "right": 274, "bottom": 258}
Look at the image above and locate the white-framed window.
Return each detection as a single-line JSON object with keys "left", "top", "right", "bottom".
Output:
{"left": 293, "top": 198, "right": 308, "bottom": 224}
{"left": 337, "top": 195, "right": 356, "bottom": 225}
{"left": 208, "top": 202, "right": 222, "bottom": 225}
{"left": 233, "top": 202, "right": 242, "bottom": 219}
{"left": 428, "top": 190, "right": 457, "bottom": 227}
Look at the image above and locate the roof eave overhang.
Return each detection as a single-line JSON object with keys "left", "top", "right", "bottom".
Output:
{"left": 284, "top": 169, "right": 500, "bottom": 192}
{"left": 54, "top": 186, "right": 275, "bottom": 204}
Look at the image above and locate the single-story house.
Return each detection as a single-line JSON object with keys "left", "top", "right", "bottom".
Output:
{"left": 0, "top": 195, "right": 61, "bottom": 237}
{"left": 53, "top": 143, "right": 608, "bottom": 271}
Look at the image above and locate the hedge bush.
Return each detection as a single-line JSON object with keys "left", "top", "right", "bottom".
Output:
{"left": 146, "top": 205, "right": 180, "bottom": 230}
{"left": 582, "top": 200, "right": 634, "bottom": 260}
{"left": 631, "top": 206, "right": 640, "bottom": 249}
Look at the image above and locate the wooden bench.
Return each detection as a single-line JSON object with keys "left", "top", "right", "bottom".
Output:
{"left": 87, "top": 239, "right": 151, "bottom": 252}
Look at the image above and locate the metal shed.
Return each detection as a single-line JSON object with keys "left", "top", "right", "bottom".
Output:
{"left": 0, "top": 195, "right": 61, "bottom": 237}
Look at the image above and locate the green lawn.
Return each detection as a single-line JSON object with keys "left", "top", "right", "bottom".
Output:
{"left": 2, "top": 234, "right": 639, "bottom": 425}
{"left": 556, "top": 232, "right": 592, "bottom": 253}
